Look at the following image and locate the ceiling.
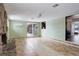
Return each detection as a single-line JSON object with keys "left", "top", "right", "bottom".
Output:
{"left": 4, "top": 3, "right": 79, "bottom": 22}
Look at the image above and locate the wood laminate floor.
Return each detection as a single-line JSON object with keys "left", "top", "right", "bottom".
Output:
{"left": 15, "top": 38, "right": 79, "bottom": 56}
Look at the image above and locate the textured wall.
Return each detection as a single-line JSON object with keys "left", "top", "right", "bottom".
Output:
{"left": 0, "top": 3, "right": 7, "bottom": 54}
{"left": 0, "top": 3, "right": 7, "bottom": 34}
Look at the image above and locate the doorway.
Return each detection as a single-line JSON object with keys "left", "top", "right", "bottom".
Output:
{"left": 66, "top": 14, "right": 79, "bottom": 45}
{"left": 27, "top": 22, "right": 41, "bottom": 38}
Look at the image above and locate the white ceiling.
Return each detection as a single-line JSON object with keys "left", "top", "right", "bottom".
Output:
{"left": 4, "top": 3, "right": 79, "bottom": 22}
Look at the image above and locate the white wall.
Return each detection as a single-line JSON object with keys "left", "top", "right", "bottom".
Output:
{"left": 42, "top": 17, "right": 65, "bottom": 41}
{"left": 9, "top": 20, "right": 27, "bottom": 39}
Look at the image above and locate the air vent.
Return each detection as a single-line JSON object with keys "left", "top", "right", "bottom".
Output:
{"left": 52, "top": 4, "right": 59, "bottom": 8}
{"left": 31, "top": 18, "right": 34, "bottom": 20}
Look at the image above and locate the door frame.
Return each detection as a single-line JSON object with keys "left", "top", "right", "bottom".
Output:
{"left": 26, "top": 21, "right": 41, "bottom": 38}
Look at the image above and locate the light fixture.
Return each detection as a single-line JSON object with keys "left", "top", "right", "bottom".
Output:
{"left": 38, "top": 13, "right": 42, "bottom": 18}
